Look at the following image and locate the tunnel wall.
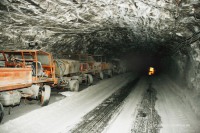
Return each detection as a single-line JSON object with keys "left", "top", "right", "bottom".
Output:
{"left": 161, "top": 40, "right": 200, "bottom": 117}
{"left": 185, "top": 40, "right": 200, "bottom": 117}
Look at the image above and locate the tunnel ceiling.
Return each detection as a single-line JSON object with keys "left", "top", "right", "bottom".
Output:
{"left": 0, "top": 0, "right": 200, "bottom": 58}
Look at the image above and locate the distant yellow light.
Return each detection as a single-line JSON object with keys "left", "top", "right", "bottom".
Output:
{"left": 149, "top": 67, "right": 155, "bottom": 75}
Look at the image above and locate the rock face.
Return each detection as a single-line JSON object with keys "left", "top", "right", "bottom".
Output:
{"left": 0, "top": 0, "right": 199, "bottom": 54}
{"left": 179, "top": 40, "right": 200, "bottom": 116}
{"left": 161, "top": 39, "right": 200, "bottom": 116}
{"left": 0, "top": 0, "right": 200, "bottom": 115}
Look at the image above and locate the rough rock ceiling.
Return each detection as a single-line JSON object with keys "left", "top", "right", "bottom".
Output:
{"left": 0, "top": 0, "right": 199, "bottom": 57}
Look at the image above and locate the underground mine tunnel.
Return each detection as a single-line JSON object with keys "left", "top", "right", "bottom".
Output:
{"left": 0, "top": 0, "right": 200, "bottom": 133}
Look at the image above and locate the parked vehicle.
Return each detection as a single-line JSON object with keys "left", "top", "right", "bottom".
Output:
{"left": 0, "top": 50, "right": 116, "bottom": 123}
{"left": 111, "top": 59, "right": 127, "bottom": 74}
{"left": 0, "top": 50, "right": 56, "bottom": 122}
{"left": 54, "top": 59, "right": 80, "bottom": 91}
{"left": 68, "top": 54, "right": 113, "bottom": 80}
{"left": 67, "top": 54, "right": 95, "bottom": 85}
{"left": 93, "top": 55, "right": 113, "bottom": 79}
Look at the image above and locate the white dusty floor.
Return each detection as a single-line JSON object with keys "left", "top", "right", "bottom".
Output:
{"left": 154, "top": 75, "right": 200, "bottom": 133}
{"left": 0, "top": 74, "right": 200, "bottom": 133}
{"left": 102, "top": 77, "right": 148, "bottom": 133}
{"left": 103, "top": 75, "right": 200, "bottom": 133}
{"left": 0, "top": 73, "right": 134, "bottom": 133}
{"left": 2, "top": 92, "right": 65, "bottom": 123}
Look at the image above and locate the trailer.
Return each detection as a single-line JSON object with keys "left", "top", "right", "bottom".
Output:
{"left": 67, "top": 54, "right": 97, "bottom": 84}
{"left": 68, "top": 54, "right": 113, "bottom": 80}
{"left": 0, "top": 50, "right": 115, "bottom": 122}
{"left": 0, "top": 50, "right": 55, "bottom": 107}
{"left": 68, "top": 54, "right": 107, "bottom": 82}
{"left": 54, "top": 59, "right": 81, "bottom": 91}
{"left": 111, "top": 59, "right": 127, "bottom": 74}
{"left": 0, "top": 50, "right": 58, "bottom": 122}
{"left": 93, "top": 55, "right": 113, "bottom": 79}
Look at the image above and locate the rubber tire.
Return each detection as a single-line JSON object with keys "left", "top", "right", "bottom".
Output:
{"left": 69, "top": 80, "right": 79, "bottom": 92}
{"left": 0, "top": 103, "right": 4, "bottom": 123}
{"left": 99, "top": 71, "right": 104, "bottom": 80}
{"left": 87, "top": 74, "right": 93, "bottom": 85}
{"left": 41, "top": 85, "right": 51, "bottom": 106}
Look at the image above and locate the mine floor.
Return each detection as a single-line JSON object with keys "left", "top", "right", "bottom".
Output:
{"left": 0, "top": 73, "right": 199, "bottom": 133}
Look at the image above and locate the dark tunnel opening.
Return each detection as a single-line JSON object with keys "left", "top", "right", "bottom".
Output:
{"left": 122, "top": 52, "right": 162, "bottom": 76}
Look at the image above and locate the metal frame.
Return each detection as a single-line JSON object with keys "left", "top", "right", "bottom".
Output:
{"left": 0, "top": 50, "right": 56, "bottom": 85}
{"left": 63, "top": 53, "right": 96, "bottom": 74}
{"left": 76, "top": 54, "right": 96, "bottom": 74}
{"left": 93, "top": 55, "right": 111, "bottom": 71}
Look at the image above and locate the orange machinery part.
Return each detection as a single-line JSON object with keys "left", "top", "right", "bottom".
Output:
{"left": 80, "top": 63, "right": 89, "bottom": 73}
{"left": 0, "top": 67, "right": 32, "bottom": 91}
{"left": 1, "top": 50, "right": 57, "bottom": 85}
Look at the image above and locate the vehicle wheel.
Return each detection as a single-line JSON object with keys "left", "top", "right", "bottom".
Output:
{"left": 99, "top": 71, "right": 104, "bottom": 80}
{"left": 108, "top": 70, "right": 113, "bottom": 78}
{"left": 0, "top": 103, "right": 4, "bottom": 123}
{"left": 87, "top": 74, "right": 93, "bottom": 85}
{"left": 40, "top": 85, "right": 51, "bottom": 106}
{"left": 69, "top": 80, "right": 79, "bottom": 92}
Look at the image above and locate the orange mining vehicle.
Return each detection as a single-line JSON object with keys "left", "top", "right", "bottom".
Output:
{"left": 63, "top": 53, "right": 111, "bottom": 84}
{"left": 0, "top": 50, "right": 56, "bottom": 102}
{"left": 93, "top": 55, "right": 113, "bottom": 79}
{"left": 66, "top": 54, "right": 96, "bottom": 85}
{"left": 0, "top": 50, "right": 57, "bottom": 122}
{"left": 111, "top": 59, "right": 127, "bottom": 74}
{"left": 54, "top": 59, "right": 81, "bottom": 91}
{"left": 72, "top": 54, "right": 113, "bottom": 80}
{"left": 0, "top": 50, "right": 98, "bottom": 122}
